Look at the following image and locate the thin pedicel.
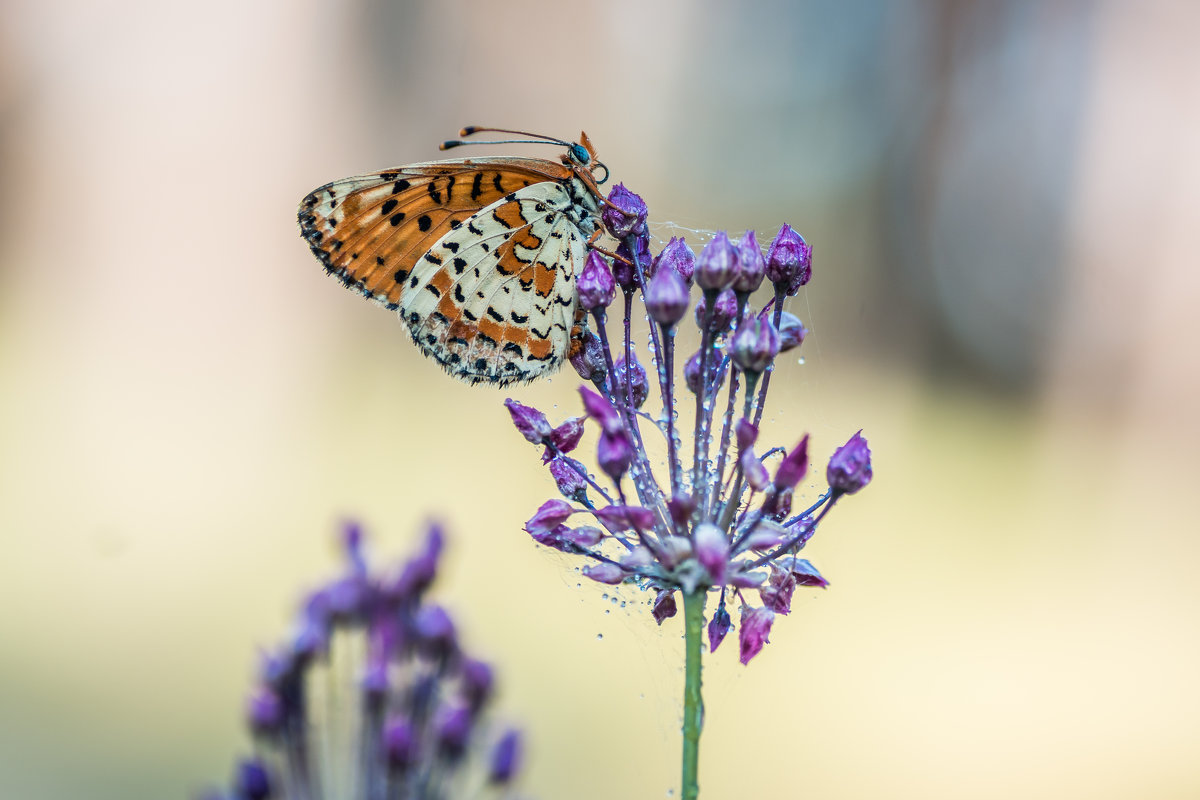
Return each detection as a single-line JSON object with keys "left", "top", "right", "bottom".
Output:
{"left": 505, "top": 184, "right": 873, "bottom": 800}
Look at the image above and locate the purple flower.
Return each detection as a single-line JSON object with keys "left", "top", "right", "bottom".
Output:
{"left": 708, "top": 604, "right": 732, "bottom": 653}
{"left": 597, "top": 430, "right": 633, "bottom": 482}
{"left": 549, "top": 416, "right": 585, "bottom": 454}
{"left": 235, "top": 758, "right": 272, "bottom": 800}
{"left": 774, "top": 435, "right": 810, "bottom": 490}
{"left": 613, "top": 354, "right": 649, "bottom": 409}
{"left": 765, "top": 224, "right": 812, "bottom": 293}
{"left": 759, "top": 569, "right": 797, "bottom": 614}
{"left": 489, "top": 729, "right": 522, "bottom": 785}
{"left": 732, "top": 230, "right": 766, "bottom": 294}
{"left": 548, "top": 457, "right": 587, "bottom": 501}
{"left": 569, "top": 326, "right": 608, "bottom": 382}
{"left": 577, "top": 250, "right": 616, "bottom": 310}
{"left": 583, "top": 562, "right": 628, "bottom": 585}
{"left": 731, "top": 316, "right": 781, "bottom": 374}
{"left": 384, "top": 716, "right": 418, "bottom": 771}
{"left": 461, "top": 658, "right": 494, "bottom": 713}
{"left": 654, "top": 236, "right": 696, "bottom": 284}
{"left": 614, "top": 235, "right": 652, "bottom": 291}
{"left": 736, "top": 418, "right": 758, "bottom": 452}
{"left": 602, "top": 183, "right": 648, "bottom": 239}
{"left": 645, "top": 262, "right": 691, "bottom": 327}
{"left": 694, "top": 287, "right": 738, "bottom": 333}
{"left": 436, "top": 704, "right": 472, "bottom": 760}
{"left": 694, "top": 523, "right": 729, "bottom": 583}
{"left": 785, "top": 557, "right": 829, "bottom": 588}
{"left": 414, "top": 605, "right": 457, "bottom": 660}
{"left": 246, "top": 687, "right": 283, "bottom": 736}
{"left": 652, "top": 589, "right": 678, "bottom": 624}
{"left": 524, "top": 498, "right": 575, "bottom": 535}
{"left": 696, "top": 231, "right": 738, "bottom": 291}
{"left": 827, "top": 430, "right": 873, "bottom": 495}
{"left": 740, "top": 450, "right": 770, "bottom": 491}
{"left": 504, "top": 398, "right": 551, "bottom": 443}
{"left": 738, "top": 606, "right": 776, "bottom": 665}
{"left": 777, "top": 311, "right": 807, "bottom": 352}
{"left": 579, "top": 386, "right": 622, "bottom": 434}
{"left": 593, "top": 504, "right": 656, "bottom": 532}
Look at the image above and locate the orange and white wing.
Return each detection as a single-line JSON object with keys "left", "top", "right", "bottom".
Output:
{"left": 297, "top": 158, "right": 567, "bottom": 310}
{"left": 398, "top": 181, "right": 588, "bottom": 385}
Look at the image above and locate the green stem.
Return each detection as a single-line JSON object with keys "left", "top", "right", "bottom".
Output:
{"left": 681, "top": 588, "right": 706, "bottom": 800}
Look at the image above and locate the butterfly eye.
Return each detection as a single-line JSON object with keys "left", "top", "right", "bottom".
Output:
{"left": 570, "top": 143, "right": 590, "bottom": 164}
{"left": 591, "top": 161, "right": 610, "bottom": 185}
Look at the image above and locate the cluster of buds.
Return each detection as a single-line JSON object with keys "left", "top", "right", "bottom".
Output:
{"left": 203, "top": 523, "right": 527, "bottom": 800}
{"left": 507, "top": 184, "right": 871, "bottom": 664}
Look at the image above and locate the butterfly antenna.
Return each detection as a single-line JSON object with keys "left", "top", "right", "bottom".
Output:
{"left": 441, "top": 138, "right": 569, "bottom": 151}
{"left": 458, "top": 126, "right": 570, "bottom": 145}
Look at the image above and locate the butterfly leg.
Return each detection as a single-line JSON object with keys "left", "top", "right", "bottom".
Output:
{"left": 585, "top": 228, "right": 632, "bottom": 266}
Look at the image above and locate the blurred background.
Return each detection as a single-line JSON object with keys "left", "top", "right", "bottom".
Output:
{"left": 2, "top": 1, "right": 1199, "bottom": 798}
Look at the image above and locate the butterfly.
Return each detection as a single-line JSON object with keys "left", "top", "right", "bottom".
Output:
{"left": 298, "top": 127, "right": 610, "bottom": 386}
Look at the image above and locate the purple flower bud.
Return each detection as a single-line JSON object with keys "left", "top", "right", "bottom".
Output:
{"left": 759, "top": 568, "right": 796, "bottom": 615}
{"left": 548, "top": 457, "right": 588, "bottom": 502}
{"left": 776, "top": 311, "right": 807, "bottom": 352}
{"left": 693, "top": 523, "right": 729, "bottom": 582}
{"left": 654, "top": 236, "right": 696, "bottom": 284}
{"left": 683, "top": 349, "right": 724, "bottom": 395}
{"left": 602, "top": 183, "right": 648, "bottom": 239}
{"left": 569, "top": 327, "right": 608, "bottom": 382}
{"left": 740, "top": 450, "right": 770, "bottom": 492}
{"left": 614, "top": 235, "right": 651, "bottom": 291}
{"left": 342, "top": 519, "right": 366, "bottom": 573}
{"left": 593, "top": 504, "right": 656, "bottom": 532}
{"left": 562, "top": 525, "right": 604, "bottom": 547}
{"left": 728, "top": 565, "right": 768, "bottom": 588}
{"left": 388, "top": 524, "right": 444, "bottom": 601}
{"left": 652, "top": 589, "right": 678, "bottom": 624}
{"left": 613, "top": 354, "right": 648, "bottom": 409}
{"left": 741, "top": 521, "right": 784, "bottom": 551}
{"left": 621, "top": 545, "right": 655, "bottom": 569}
{"left": 708, "top": 604, "right": 732, "bottom": 653}
{"left": 694, "top": 288, "right": 738, "bottom": 333}
{"left": 735, "top": 418, "right": 758, "bottom": 453}
{"left": 235, "top": 759, "right": 272, "bottom": 800}
{"left": 731, "top": 316, "right": 781, "bottom": 374}
{"left": 583, "top": 562, "right": 628, "bottom": 585}
{"left": 246, "top": 687, "right": 284, "bottom": 736}
{"left": 525, "top": 499, "right": 575, "bottom": 535}
{"left": 738, "top": 606, "right": 776, "bottom": 665}
{"left": 827, "top": 430, "right": 873, "bottom": 495}
{"left": 645, "top": 262, "right": 691, "bottom": 327}
{"left": 765, "top": 224, "right": 812, "bottom": 294}
{"left": 668, "top": 493, "right": 696, "bottom": 528}
{"left": 597, "top": 430, "right": 633, "bottom": 483}
{"left": 489, "top": 729, "right": 522, "bottom": 785}
{"left": 549, "top": 416, "right": 585, "bottom": 454}
{"left": 413, "top": 605, "right": 457, "bottom": 660}
{"left": 577, "top": 250, "right": 616, "bottom": 310}
{"left": 787, "top": 557, "right": 828, "bottom": 588}
{"left": 461, "top": 658, "right": 494, "bottom": 712}
{"left": 784, "top": 516, "right": 816, "bottom": 550}
{"left": 696, "top": 231, "right": 738, "bottom": 291}
{"left": 579, "top": 387, "right": 622, "bottom": 434}
{"left": 733, "top": 230, "right": 766, "bottom": 294}
{"left": 504, "top": 398, "right": 551, "bottom": 444}
{"left": 763, "top": 486, "right": 792, "bottom": 520}
{"left": 435, "top": 704, "right": 472, "bottom": 760}
{"left": 385, "top": 717, "right": 417, "bottom": 772}
{"left": 774, "top": 435, "right": 810, "bottom": 489}
{"left": 530, "top": 523, "right": 573, "bottom": 552}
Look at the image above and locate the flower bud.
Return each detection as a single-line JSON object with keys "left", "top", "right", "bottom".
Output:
{"left": 601, "top": 183, "right": 648, "bottom": 239}
{"left": 776, "top": 311, "right": 807, "bottom": 352}
{"left": 653, "top": 236, "right": 696, "bottom": 284}
{"left": 246, "top": 687, "right": 283, "bottom": 736}
{"left": 613, "top": 354, "right": 648, "bottom": 408}
{"left": 683, "top": 349, "right": 722, "bottom": 395}
{"left": 708, "top": 604, "right": 732, "bottom": 653}
{"left": 763, "top": 485, "right": 792, "bottom": 520}
{"left": 732, "top": 230, "right": 766, "bottom": 294}
{"left": 735, "top": 418, "right": 758, "bottom": 453}
{"left": 827, "top": 430, "right": 872, "bottom": 494}
{"left": 577, "top": 250, "right": 616, "bottom": 310}
{"left": 503, "top": 398, "right": 551, "bottom": 443}
{"left": 694, "top": 288, "right": 737, "bottom": 333}
{"left": 731, "top": 316, "right": 780, "bottom": 374}
{"left": 385, "top": 717, "right": 418, "bottom": 772}
{"left": 548, "top": 457, "right": 587, "bottom": 502}
{"left": 652, "top": 590, "right": 678, "bottom": 624}
{"left": 579, "top": 387, "right": 621, "bottom": 434}
{"left": 583, "top": 562, "right": 628, "bottom": 585}
{"left": 548, "top": 417, "right": 585, "bottom": 454}
{"left": 461, "top": 658, "right": 494, "bottom": 712}
{"left": 740, "top": 450, "right": 770, "bottom": 492}
{"left": 738, "top": 606, "right": 776, "bottom": 665}
{"left": 597, "top": 430, "right": 633, "bottom": 482}
{"left": 693, "top": 523, "right": 729, "bottom": 582}
{"left": 569, "top": 327, "right": 607, "bottom": 382}
{"left": 774, "top": 435, "right": 809, "bottom": 490}
{"left": 435, "top": 704, "right": 472, "bottom": 760}
{"left": 645, "top": 262, "right": 690, "bottom": 326}
{"left": 760, "top": 568, "right": 796, "bottom": 615}
{"left": 614, "top": 235, "right": 650, "bottom": 290}
{"left": 413, "top": 605, "right": 457, "bottom": 660}
{"left": 489, "top": 729, "right": 522, "bottom": 785}
{"left": 696, "top": 231, "right": 738, "bottom": 290}
{"left": 235, "top": 759, "right": 272, "bottom": 800}
{"left": 667, "top": 492, "right": 696, "bottom": 527}
{"left": 765, "top": 224, "right": 812, "bottom": 293}
{"left": 524, "top": 499, "right": 574, "bottom": 535}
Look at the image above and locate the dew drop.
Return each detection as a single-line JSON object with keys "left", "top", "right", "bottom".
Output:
{"left": 596, "top": 633, "right": 604, "bottom": 641}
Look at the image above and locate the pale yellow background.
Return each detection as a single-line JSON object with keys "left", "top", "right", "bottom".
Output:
{"left": 1, "top": 2, "right": 1198, "bottom": 799}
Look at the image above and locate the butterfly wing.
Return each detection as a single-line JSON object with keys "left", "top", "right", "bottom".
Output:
{"left": 399, "top": 181, "right": 590, "bottom": 385}
{"left": 297, "top": 158, "right": 573, "bottom": 310}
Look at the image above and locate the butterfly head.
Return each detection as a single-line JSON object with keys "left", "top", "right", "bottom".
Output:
{"left": 564, "top": 131, "right": 609, "bottom": 189}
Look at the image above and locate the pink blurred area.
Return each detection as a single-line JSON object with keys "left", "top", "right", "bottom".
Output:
{"left": 1, "top": 2, "right": 1198, "bottom": 799}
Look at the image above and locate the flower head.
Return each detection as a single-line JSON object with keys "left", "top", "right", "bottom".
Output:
{"left": 578, "top": 250, "right": 616, "bottom": 310}
{"left": 696, "top": 231, "right": 738, "bottom": 291}
{"left": 765, "top": 224, "right": 812, "bottom": 294}
{"left": 827, "top": 430, "right": 873, "bottom": 495}
{"left": 602, "top": 183, "right": 648, "bottom": 239}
